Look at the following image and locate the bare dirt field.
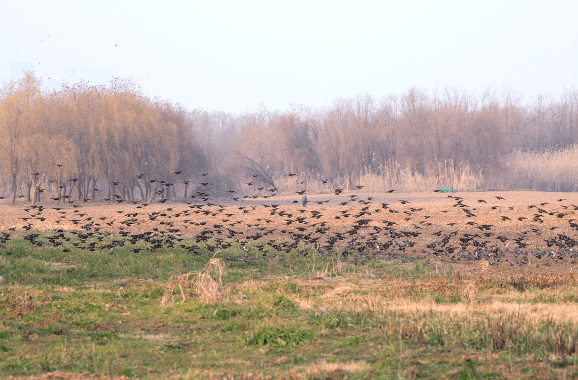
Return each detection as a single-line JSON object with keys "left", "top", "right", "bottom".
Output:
{"left": 3, "top": 190, "right": 578, "bottom": 277}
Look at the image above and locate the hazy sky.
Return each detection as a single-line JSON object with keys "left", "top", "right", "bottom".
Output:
{"left": 2, "top": 0, "right": 578, "bottom": 113}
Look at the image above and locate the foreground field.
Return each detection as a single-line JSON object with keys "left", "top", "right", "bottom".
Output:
{"left": 2, "top": 191, "right": 578, "bottom": 379}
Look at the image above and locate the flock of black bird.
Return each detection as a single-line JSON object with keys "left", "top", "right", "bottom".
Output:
{"left": 3, "top": 184, "right": 578, "bottom": 272}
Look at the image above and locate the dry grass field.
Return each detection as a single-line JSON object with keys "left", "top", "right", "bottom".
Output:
{"left": 3, "top": 190, "right": 578, "bottom": 379}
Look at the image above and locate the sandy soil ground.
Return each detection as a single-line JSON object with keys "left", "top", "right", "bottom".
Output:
{"left": 3, "top": 190, "right": 578, "bottom": 276}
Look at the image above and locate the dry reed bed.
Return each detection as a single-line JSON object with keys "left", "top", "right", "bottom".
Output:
{"left": 507, "top": 146, "right": 578, "bottom": 192}
{"left": 248, "top": 146, "right": 578, "bottom": 194}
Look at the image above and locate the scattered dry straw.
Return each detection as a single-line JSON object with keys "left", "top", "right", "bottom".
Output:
{"left": 297, "top": 360, "right": 371, "bottom": 379}
{"left": 161, "top": 256, "right": 225, "bottom": 307}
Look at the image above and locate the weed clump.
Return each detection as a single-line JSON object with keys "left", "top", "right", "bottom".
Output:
{"left": 161, "top": 256, "right": 225, "bottom": 307}
{"left": 245, "top": 325, "right": 313, "bottom": 346}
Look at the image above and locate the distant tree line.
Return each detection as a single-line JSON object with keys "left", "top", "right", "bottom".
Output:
{"left": 222, "top": 86, "right": 578, "bottom": 192}
{"left": 1, "top": 72, "right": 578, "bottom": 204}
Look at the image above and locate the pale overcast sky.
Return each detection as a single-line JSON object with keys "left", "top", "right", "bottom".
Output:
{"left": 1, "top": 0, "right": 578, "bottom": 113}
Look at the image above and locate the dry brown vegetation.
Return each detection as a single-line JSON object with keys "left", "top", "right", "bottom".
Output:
{"left": 0, "top": 72, "right": 206, "bottom": 205}
{"left": 2, "top": 72, "right": 578, "bottom": 206}
{"left": 160, "top": 257, "right": 225, "bottom": 307}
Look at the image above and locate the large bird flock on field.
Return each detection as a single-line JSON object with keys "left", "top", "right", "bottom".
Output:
{"left": 3, "top": 184, "right": 578, "bottom": 276}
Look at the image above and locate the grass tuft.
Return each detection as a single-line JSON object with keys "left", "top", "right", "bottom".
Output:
{"left": 161, "top": 256, "right": 226, "bottom": 307}
{"left": 245, "top": 325, "right": 313, "bottom": 346}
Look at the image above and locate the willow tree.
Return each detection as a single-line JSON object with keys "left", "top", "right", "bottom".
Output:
{"left": 0, "top": 72, "right": 43, "bottom": 204}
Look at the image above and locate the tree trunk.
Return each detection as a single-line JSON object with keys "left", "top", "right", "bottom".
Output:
{"left": 147, "top": 185, "right": 157, "bottom": 204}
{"left": 58, "top": 182, "right": 65, "bottom": 203}
{"left": 110, "top": 182, "right": 116, "bottom": 203}
{"left": 32, "top": 174, "right": 38, "bottom": 206}
{"left": 91, "top": 177, "right": 98, "bottom": 201}
{"left": 67, "top": 181, "right": 75, "bottom": 202}
{"left": 11, "top": 173, "right": 17, "bottom": 205}
{"left": 135, "top": 181, "right": 145, "bottom": 201}
{"left": 26, "top": 181, "right": 32, "bottom": 202}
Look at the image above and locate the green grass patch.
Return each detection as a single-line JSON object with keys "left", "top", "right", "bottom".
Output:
{"left": 1, "top": 230, "right": 578, "bottom": 378}
{"left": 245, "top": 325, "right": 313, "bottom": 346}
